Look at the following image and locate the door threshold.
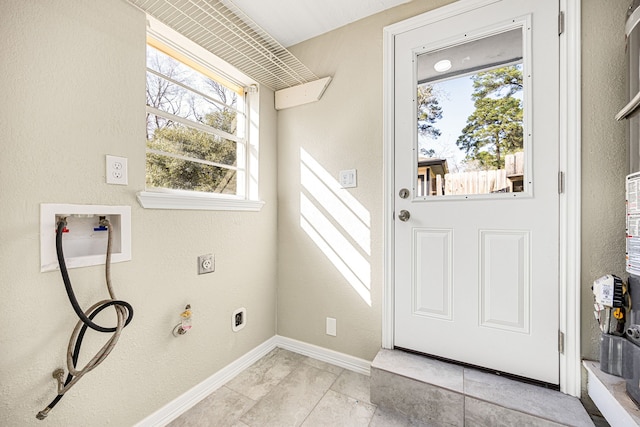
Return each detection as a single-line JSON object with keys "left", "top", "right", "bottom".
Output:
{"left": 395, "top": 346, "right": 559, "bottom": 390}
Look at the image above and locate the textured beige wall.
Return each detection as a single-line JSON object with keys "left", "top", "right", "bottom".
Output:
{"left": 278, "top": 0, "right": 630, "bottom": 367}
{"left": 0, "top": 1, "right": 277, "bottom": 426}
{"left": 581, "top": 0, "right": 628, "bottom": 360}
{"left": 0, "top": 1, "right": 629, "bottom": 423}
{"left": 276, "top": 0, "right": 455, "bottom": 361}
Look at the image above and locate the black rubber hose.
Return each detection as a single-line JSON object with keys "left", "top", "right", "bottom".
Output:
{"left": 38, "top": 220, "right": 134, "bottom": 419}
{"left": 55, "top": 220, "right": 133, "bottom": 331}
{"left": 42, "top": 300, "right": 115, "bottom": 413}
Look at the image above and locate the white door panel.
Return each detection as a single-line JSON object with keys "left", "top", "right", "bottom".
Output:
{"left": 413, "top": 228, "right": 453, "bottom": 320}
{"left": 394, "top": 0, "right": 559, "bottom": 384}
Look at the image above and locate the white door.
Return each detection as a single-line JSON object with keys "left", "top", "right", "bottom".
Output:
{"left": 394, "top": 0, "right": 560, "bottom": 384}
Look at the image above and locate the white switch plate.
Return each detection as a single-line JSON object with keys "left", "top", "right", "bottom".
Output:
{"left": 339, "top": 169, "right": 357, "bottom": 188}
{"left": 326, "top": 317, "right": 337, "bottom": 336}
{"left": 106, "top": 155, "right": 128, "bottom": 185}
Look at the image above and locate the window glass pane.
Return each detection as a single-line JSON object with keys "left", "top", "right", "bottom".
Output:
{"left": 146, "top": 153, "right": 237, "bottom": 195}
{"left": 146, "top": 45, "right": 242, "bottom": 136}
{"left": 147, "top": 46, "right": 237, "bottom": 106}
{"left": 416, "top": 28, "right": 525, "bottom": 197}
{"left": 146, "top": 114, "right": 237, "bottom": 167}
{"left": 145, "top": 43, "right": 245, "bottom": 196}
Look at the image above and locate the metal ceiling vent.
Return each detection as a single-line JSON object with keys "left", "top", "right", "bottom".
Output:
{"left": 128, "top": 0, "right": 332, "bottom": 108}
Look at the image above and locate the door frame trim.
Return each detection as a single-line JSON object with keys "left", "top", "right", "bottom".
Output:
{"left": 382, "top": 0, "right": 581, "bottom": 396}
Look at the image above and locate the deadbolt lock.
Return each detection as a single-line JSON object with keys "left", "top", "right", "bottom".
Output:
{"left": 399, "top": 188, "right": 410, "bottom": 199}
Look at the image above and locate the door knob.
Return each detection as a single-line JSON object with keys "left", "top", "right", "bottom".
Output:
{"left": 398, "top": 210, "right": 410, "bottom": 222}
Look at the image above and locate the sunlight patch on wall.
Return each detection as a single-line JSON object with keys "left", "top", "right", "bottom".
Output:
{"left": 300, "top": 148, "right": 371, "bottom": 306}
{"left": 300, "top": 149, "right": 370, "bottom": 227}
{"left": 300, "top": 163, "right": 370, "bottom": 254}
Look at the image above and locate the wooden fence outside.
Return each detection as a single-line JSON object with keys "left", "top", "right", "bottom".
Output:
{"left": 433, "top": 152, "right": 524, "bottom": 196}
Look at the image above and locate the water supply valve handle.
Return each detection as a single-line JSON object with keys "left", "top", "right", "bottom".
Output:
{"left": 173, "top": 305, "right": 192, "bottom": 336}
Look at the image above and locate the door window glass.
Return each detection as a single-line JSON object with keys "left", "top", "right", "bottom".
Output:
{"left": 416, "top": 28, "right": 526, "bottom": 197}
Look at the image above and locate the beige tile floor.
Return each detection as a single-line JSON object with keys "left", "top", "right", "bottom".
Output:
{"left": 167, "top": 348, "right": 429, "bottom": 427}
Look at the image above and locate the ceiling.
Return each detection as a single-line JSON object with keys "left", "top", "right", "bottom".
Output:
{"left": 231, "top": 0, "right": 412, "bottom": 47}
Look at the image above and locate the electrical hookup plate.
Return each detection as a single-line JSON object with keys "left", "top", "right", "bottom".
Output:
{"left": 198, "top": 254, "right": 215, "bottom": 275}
{"left": 40, "top": 204, "right": 132, "bottom": 272}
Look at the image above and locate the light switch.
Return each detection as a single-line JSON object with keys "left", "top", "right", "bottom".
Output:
{"left": 339, "top": 169, "right": 357, "bottom": 188}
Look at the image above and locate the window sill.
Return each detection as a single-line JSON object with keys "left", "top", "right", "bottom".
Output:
{"left": 136, "top": 191, "right": 265, "bottom": 211}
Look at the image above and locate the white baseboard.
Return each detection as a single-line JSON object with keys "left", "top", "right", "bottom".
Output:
{"left": 274, "top": 335, "right": 371, "bottom": 376}
{"left": 134, "top": 335, "right": 372, "bottom": 427}
{"left": 134, "top": 336, "right": 278, "bottom": 427}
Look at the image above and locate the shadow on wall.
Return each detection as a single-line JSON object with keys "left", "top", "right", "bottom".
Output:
{"left": 299, "top": 148, "right": 371, "bottom": 306}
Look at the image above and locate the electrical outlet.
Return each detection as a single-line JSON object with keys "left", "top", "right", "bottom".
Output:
{"left": 232, "top": 307, "right": 246, "bottom": 332}
{"left": 106, "top": 155, "right": 128, "bottom": 185}
{"left": 198, "top": 254, "right": 215, "bottom": 274}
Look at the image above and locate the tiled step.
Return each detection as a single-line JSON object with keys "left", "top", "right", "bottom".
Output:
{"left": 370, "top": 349, "right": 595, "bottom": 427}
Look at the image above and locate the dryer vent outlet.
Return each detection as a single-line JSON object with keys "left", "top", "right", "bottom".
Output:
{"left": 232, "top": 307, "right": 246, "bottom": 332}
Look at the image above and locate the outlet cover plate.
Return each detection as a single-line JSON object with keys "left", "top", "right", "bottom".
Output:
{"left": 106, "top": 155, "right": 128, "bottom": 185}
{"left": 326, "top": 317, "right": 337, "bottom": 336}
{"left": 198, "top": 254, "right": 215, "bottom": 274}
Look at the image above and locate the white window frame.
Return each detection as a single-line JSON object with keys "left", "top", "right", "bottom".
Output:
{"left": 137, "top": 16, "right": 264, "bottom": 211}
